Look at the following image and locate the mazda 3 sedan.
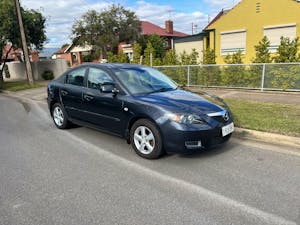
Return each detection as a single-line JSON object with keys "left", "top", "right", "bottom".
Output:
{"left": 47, "top": 63, "right": 234, "bottom": 159}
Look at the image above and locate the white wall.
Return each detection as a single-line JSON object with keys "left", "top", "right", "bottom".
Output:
{"left": 174, "top": 40, "right": 203, "bottom": 63}
{"left": 4, "top": 59, "right": 68, "bottom": 81}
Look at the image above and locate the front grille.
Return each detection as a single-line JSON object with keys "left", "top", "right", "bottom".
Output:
{"left": 212, "top": 115, "right": 227, "bottom": 123}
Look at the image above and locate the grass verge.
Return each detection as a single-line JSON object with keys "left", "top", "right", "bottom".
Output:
{"left": 0, "top": 81, "right": 46, "bottom": 92}
{"left": 225, "top": 98, "right": 300, "bottom": 137}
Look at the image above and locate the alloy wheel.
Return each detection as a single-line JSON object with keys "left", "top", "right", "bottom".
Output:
{"left": 133, "top": 126, "right": 156, "bottom": 155}
{"left": 53, "top": 106, "right": 64, "bottom": 127}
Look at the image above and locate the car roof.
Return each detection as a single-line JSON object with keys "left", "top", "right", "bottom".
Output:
{"left": 77, "top": 63, "right": 148, "bottom": 70}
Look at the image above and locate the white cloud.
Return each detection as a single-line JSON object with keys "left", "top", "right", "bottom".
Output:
{"left": 20, "top": 0, "right": 239, "bottom": 48}
{"left": 132, "top": 1, "right": 208, "bottom": 35}
{"left": 204, "top": 0, "right": 242, "bottom": 12}
{"left": 22, "top": 0, "right": 110, "bottom": 48}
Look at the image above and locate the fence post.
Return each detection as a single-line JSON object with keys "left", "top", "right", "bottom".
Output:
{"left": 261, "top": 63, "right": 266, "bottom": 91}
{"left": 187, "top": 66, "right": 190, "bottom": 87}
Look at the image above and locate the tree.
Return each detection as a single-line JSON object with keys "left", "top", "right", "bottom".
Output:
{"left": 163, "top": 49, "right": 178, "bottom": 65}
{"left": 271, "top": 37, "right": 300, "bottom": 90}
{"left": 61, "top": 43, "right": 70, "bottom": 49}
{"left": 132, "top": 41, "right": 142, "bottom": 64}
{"left": 224, "top": 50, "right": 243, "bottom": 64}
{"left": 179, "top": 49, "right": 199, "bottom": 65}
{"left": 72, "top": 4, "right": 141, "bottom": 59}
{"left": 143, "top": 42, "right": 155, "bottom": 66}
{"left": 252, "top": 36, "right": 272, "bottom": 63}
{"left": 202, "top": 48, "right": 216, "bottom": 64}
{"left": 0, "top": 0, "right": 46, "bottom": 84}
{"left": 248, "top": 36, "right": 273, "bottom": 88}
{"left": 138, "top": 34, "right": 166, "bottom": 59}
{"left": 200, "top": 48, "right": 221, "bottom": 86}
{"left": 222, "top": 51, "right": 246, "bottom": 86}
{"left": 107, "top": 51, "right": 129, "bottom": 63}
{"left": 273, "top": 37, "right": 300, "bottom": 63}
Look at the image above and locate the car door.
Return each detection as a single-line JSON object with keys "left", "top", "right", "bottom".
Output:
{"left": 82, "top": 67, "right": 125, "bottom": 135}
{"left": 60, "top": 67, "right": 87, "bottom": 120}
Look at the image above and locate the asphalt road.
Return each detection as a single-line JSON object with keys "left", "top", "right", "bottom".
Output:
{"left": 0, "top": 94, "right": 299, "bottom": 225}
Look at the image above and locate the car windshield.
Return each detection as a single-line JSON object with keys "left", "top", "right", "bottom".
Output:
{"left": 114, "top": 67, "right": 178, "bottom": 95}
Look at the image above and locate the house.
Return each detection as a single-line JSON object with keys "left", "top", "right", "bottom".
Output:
{"left": 52, "top": 44, "right": 92, "bottom": 66}
{"left": 2, "top": 44, "right": 39, "bottom": 63}
{"left": 119, "top": 20, "right": 187, "bottom": 60}
{"left": 141, "top": 20, "right": 187, "bottom": 49}
{"left": 173, "top": 33, "right": 204, "bottom": 63}
{"left": 52, "top": 46, "right": 72, "bottom": 64}
{"left": 203, "top": 0, "right": 300, "bottom": 64}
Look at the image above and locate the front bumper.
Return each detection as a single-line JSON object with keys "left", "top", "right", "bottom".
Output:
{"left": 160, "top": 120, "right": 233, "bottom": 154}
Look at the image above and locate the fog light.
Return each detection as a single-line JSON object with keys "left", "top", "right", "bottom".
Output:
{"left": 185, "top": 141, "right": 202, "bottom": 149}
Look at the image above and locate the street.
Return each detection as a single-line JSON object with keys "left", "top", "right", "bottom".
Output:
{"left": 0, "top": 94, "right": 299, "bottom": 225}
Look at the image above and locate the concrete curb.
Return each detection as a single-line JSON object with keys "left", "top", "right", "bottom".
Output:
{"left": 233, "top": 127, "right": 300, "bottom": 150}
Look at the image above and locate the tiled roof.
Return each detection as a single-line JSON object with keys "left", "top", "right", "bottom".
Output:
{"left": 54, "top": 46, "right": 68, "bottom": 54}
{"left": 141, "top": 21, "right": 187, "bottom": 37}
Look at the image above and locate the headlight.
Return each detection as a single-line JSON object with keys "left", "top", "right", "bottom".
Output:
{"left": 167, "top": 113, "right": 205, "bottom": 124}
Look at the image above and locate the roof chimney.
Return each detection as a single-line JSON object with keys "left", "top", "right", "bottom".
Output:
{"left": 165, "top": 20, "right": 173, "bottom": 34}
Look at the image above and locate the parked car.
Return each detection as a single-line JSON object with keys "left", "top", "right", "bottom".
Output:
{"left": 47, "top": 63, "right": 234, "bottom": 159}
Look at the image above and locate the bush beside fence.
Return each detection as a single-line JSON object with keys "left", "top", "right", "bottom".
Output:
{"left": 155, "top": 63, "right": 300, "bottom": 91}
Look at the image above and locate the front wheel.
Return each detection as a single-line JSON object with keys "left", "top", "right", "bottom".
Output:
{"left": 51, "top": 103, "right": 70, "bottom": 129}
{"left": 130, "top": 119, "right": 164, "bottom": 159}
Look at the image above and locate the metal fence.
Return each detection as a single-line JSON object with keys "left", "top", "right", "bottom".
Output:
{"left": 154, "top": 63, "right": 300, "bottom": 91}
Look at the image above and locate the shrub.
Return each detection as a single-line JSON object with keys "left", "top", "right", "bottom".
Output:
{"left": 82, "top": 54, "right": 92, "bottom": 62}
{"left": 42, "top": 70, "right": 54, "bottom": 80}
{"left": 4, "top": 64, "right": 10, "bottom": 78}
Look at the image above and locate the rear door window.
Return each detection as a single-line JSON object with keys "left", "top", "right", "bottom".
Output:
{"left": 66, "top": 68, "right": 86, "bottom": 87}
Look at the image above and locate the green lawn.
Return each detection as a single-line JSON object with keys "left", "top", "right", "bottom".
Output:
{"left": 225, "top": 98, "right": 300, "bottom": 137}
{"left": 0, "top": 81, "right": 46, "bottom": 92}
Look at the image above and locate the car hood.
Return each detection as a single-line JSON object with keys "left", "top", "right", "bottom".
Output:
{"left": 133, "top": 89, "right": 227, "bottom": 115}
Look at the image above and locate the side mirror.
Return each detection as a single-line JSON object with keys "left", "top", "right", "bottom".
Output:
{"left": 100, "top": 82, "right": 115, "bottom": 93}
{"left": 100, "top": 82, "right": 119, "bottom": 96}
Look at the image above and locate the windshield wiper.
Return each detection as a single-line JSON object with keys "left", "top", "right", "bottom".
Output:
{"left": 148, "top": 87, "right": 175, "bottom": 94}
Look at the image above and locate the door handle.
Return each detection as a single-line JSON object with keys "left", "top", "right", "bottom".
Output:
{"left": 83, "top": 94, "right": 94, "bottom": 101}
{"left": 61, "top": 90, "right": 68, "bottom": 96}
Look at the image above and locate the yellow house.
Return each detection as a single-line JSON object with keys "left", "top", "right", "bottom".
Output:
{"left": 204, "top": 0, "right": 300, "bottom": 64}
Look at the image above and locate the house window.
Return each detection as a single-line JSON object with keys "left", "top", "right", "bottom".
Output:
{"left": 264, "top": 24, "right": 296, "bottom": 52}
{"left": 220, "top": 29, "right": 246, "bottom": 55}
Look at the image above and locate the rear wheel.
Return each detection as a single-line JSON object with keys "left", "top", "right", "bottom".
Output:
{"left": 130, "top": 119, "right": 164, "bottom": 159}
{"left": 52, "top": 103, "right": 70, "bottom": 129}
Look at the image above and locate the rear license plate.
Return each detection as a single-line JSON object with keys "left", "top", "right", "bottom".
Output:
{"left": 222, "top": 122, "right": 234, "bottom": 137}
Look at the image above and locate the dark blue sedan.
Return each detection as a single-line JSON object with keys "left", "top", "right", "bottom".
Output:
{"left": 47, "top": 63, "right": 234, "bottom": 159}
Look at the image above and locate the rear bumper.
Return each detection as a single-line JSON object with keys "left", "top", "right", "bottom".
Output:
{"left": 160, "top": 121, "right": 233, "bottom": 154}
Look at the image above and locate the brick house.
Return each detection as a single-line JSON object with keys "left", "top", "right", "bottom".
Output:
{"left": 52, "top": 44, "right": 92, "bottom": 66}
{"left": 119, "top": 20, "right": 187, "bottom": 60}
{"left": 1, "top": 44, "right": 39, "bottom": 63}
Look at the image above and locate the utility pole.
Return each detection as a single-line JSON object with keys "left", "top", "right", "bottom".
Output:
{"left": 14, "top": 0, "right": 34, "bottom": 85}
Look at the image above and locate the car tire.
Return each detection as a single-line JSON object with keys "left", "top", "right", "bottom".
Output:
{"left": 130, "top": 119, "right": 164, "bottom": 159}
{"left": 51, "top": 103, "right": 70, "bottom": 129}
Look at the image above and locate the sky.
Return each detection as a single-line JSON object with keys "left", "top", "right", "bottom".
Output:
{"left": 21, "top": 0, "right": 241, "bottom": 49}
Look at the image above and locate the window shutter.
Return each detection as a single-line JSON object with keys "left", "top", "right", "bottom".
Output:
{"left": 220, "top": 30, "right": 246, "bottom": 55}
{"left": 264, "top": 24, "right": 296, "bottom": 52}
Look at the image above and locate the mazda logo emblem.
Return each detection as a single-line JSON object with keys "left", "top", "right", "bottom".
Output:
{"left": 223, "top": 111, "right": 229, "bottom": 122}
